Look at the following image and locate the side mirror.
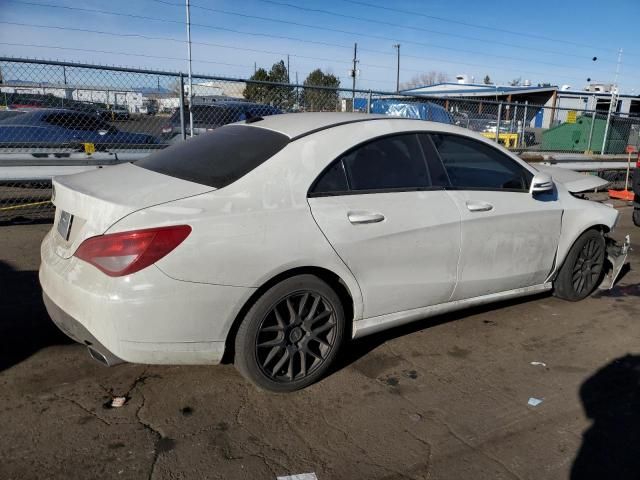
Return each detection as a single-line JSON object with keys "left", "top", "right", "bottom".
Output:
{"left": 530, "top": 172, "right": 554, "bottom": 194}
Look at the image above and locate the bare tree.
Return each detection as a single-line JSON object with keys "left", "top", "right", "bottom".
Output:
{"left": 509, "top": 77, "right": 522, "bottom": 86}
{"left": 400, "top": 71, "right": 449, "bottom": 90}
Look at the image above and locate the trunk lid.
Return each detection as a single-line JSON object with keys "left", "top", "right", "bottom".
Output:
{"left": 51, "top": 162, "right": 213, "bottom": 258}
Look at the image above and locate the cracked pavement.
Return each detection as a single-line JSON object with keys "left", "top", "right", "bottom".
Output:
{"left": 1, "top": 207, "right": 639, "bottom": 480}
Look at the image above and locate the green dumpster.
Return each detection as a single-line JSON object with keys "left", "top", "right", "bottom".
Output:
{"left": 541, "top": 114, "right": 633, "bottom": 154}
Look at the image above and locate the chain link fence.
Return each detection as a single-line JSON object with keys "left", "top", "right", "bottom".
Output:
{"left": 1, "top": 57, "right": 638, "bottom": 222}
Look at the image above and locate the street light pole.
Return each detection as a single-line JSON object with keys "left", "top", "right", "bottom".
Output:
{"left": 185, "top": 0, "right": 194, "bottom": 137}
{"left": 393, "top": 44, "right": 400, "bottom": 93}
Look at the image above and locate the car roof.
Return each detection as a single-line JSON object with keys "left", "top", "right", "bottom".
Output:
{"left": 248, "top": 112, "right": 463, "bottom": 140}
{"left": 0, "top": 108, "right": 100, "bottom": 125}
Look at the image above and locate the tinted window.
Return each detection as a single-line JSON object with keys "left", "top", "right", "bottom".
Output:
{"left": 342, "top": 134, "right": 430, "bottom": 191}
{"left": 136, "top": 125, "right": 289, "bottom": 188}
{"left": 45, "top": 112, "right": 109, "bottom": 131}
{"left": 431, "top": 133, "right": 533, "bottom": 191}
{"left": 312, "top": 161, "right": 349, "bottom": 194}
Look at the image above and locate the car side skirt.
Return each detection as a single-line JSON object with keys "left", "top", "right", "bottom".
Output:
{"left": 352, "top": 283, "right": 552, "bottom": 339}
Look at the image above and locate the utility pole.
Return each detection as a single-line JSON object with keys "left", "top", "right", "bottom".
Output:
{"left": 601, "top": 48, "right": 623, "bottom": 154}
{"left": 393, "top": 44, "right": 400, "bottom": 93}
{"left": 351, "top": 42, "right": 358, "bottom": 111}
{"left": 287, "top": 54, "right": 290, "bottom": 83}
{"left": 185, "top": 0, "right": 194, "bottom": 137}
{"left": 254, "top": 62, "right": 257, "bottom": 75}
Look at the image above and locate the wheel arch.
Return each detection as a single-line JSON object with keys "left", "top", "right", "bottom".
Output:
{"left": 549, "top": 222, "right": 610, "bottom": 281}
{"left": 222, "top": 266, "right": 357, "bottom": 363}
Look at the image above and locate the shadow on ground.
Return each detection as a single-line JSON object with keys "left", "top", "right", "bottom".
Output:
{"left": 571, "top": 354, "right": 640, "bottom": 480}
{"left": 334, "top": 292, "right": 551, "bottom": 372}
{"left": 0, "top": 260, "right": 71, "bottom": 372}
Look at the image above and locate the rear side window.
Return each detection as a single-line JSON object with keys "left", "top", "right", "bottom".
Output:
{"left": 430, "top": 133, "right": 532, "bottom": 191}
{"left": 342, "top": 134, "right": 430, "bottom": 191}
{"left": 136, "top": 125, "right": 289, "bottom": 188}
{"left": 312, "top": 161, "right": 349, "bottom": 194}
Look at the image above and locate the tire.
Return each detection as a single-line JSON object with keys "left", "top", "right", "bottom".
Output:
{"left": 234, "top": 275, "right": 345, "bottom": 392}
{"left": 554, "top": 229, "right": 606, "bottom": 301}
{"left": 633, "top": 208, "right": 640, "bottom": 227}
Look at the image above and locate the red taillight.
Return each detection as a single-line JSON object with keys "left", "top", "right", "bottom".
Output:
{"left": 74, "top": 225, "right": 191, "bottom": 277}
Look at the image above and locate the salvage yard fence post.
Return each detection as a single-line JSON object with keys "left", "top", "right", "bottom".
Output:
{"left": 496, "top": 102, "right": 503, "bottom": 143}
{"left": 586, "top": 109, "right": 597, "bottom": 153}
{"left": 179, "top": 73, "right": 186, "bottom": 141}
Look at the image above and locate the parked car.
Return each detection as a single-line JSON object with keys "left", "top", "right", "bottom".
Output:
{"left": 0, "top": 109, "right": 156, "bottom": 146}
{"left": 161, "top": 101, "right": 282, "bottom": 141}
{"left": 41, "top": 113, "right": 627, "bottom": 392}
{"left": 98, "top": 104, "right": 130, "bottom": 121}
{"left": 454, "top": 112, "right": 537, "bottom": 147}
{"left": 370, "top": 99, "right": 453, "bottom": 123}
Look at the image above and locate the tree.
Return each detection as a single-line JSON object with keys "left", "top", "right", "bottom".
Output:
{"left": 509, "top": 77, "right": 522, "bottom": 86}
{"left": 301, "top": 69, "right": 340, "bottom": 111}
{"left": 399, "top": 71, "right": 449, "bottom": 90}
{"left": 266, "top": 60, "right": 294, "bottom": 109}
{"left": 243, "top": 61, "right": 294, "bottom": 109}
{"left": 483, "top": 75, "right": 492, "bottom": 85}
{"left": 243, "top": 68, "right": 271, "bottom": 104}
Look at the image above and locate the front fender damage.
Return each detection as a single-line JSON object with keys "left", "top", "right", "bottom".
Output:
{"left": 600, "top": 234, "right": 631, "bottom": 290}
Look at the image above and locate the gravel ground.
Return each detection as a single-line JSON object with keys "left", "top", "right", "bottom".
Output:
{"left": 0, "top": 207, "right": 638, "bottom": 480}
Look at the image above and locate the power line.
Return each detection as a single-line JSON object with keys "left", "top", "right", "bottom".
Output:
{"left": 1, "top": 20, "right": 610, "bottom": 85}
{"left": 0, "top": 42, "right": 255, "bottom": 70}
{"left": 252, "top": 0, "right": 617, "bottom": 65}
{"left": 178, "top": 4, "right": 622, "bottom": 75}
{"left": 0, "top": 42, "right": 394, "bottom": 86}
{"left": 8, "top": 0, "right": 627, "bottom": 76}
{"left": 339, "top": 0, "right": 623, "bottom": 54}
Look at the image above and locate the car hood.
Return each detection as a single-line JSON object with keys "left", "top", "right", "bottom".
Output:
{"left": 534, "top": 165, "right": 609, "bottom": 193}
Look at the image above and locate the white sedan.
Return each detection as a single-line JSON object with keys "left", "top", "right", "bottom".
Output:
{"left": 40, "top": 113, "right": 627, "bottom": 392}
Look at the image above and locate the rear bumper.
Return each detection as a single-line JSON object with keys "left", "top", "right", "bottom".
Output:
{"left": 39, "top": 229, "right": 255, "bottom": 365}
{"left": 43, "top": 292, "right": 124, "bottom": 366}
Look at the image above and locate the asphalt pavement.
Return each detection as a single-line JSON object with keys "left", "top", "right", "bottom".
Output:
{"left": 0, "top": 207, "right": 638, "bottom": 480}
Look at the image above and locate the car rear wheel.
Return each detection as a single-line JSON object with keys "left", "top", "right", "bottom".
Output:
{"left": 633, "top": 208, "right": 640, "bottom": 227}
{"left": 554, "top": 229, "right": 605, "bottom": 301}
{"left": 234, "top": 275, "right": 345, "bottom": 392}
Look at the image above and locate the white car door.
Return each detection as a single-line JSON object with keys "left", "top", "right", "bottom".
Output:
{"left": 427, "top": 133, "right": 563, "bottom": 300}
{"left": 308, "top": 133, "right": 461, "bottom": 319}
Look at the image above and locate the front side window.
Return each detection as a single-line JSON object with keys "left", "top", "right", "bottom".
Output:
{"left": 430, "top": 133, "right": 532, "bottom": 191}
{"left": 342, "top": 134, "right": 430, "bottom": 191}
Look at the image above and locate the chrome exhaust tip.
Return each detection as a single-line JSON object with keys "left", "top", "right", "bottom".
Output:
{"left": 86, "top": 345, "right": 124, "bottom": 367}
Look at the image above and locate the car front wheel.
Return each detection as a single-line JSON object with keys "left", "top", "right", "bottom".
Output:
{"left": 234, "top": 275, "right": 345, "bottom": 392}
{"left": 554, "top": 229, "right": 605, "bottom": 301}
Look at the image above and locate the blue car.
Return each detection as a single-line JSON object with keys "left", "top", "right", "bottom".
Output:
{"left": 370, "top": 99, "right": 453, "bottom": 124}
{"left": 0, "top": 109, "right": 157, "bottom": 147}
{"left": 162, "top": 101, "right": 283, "bottom": 141}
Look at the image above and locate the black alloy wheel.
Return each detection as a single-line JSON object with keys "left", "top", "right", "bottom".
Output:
{"left": 234, "top": 275, "right": 345, "bottom": 392}
{"left": 255, "top": 292, "right": 337, "bottom": 382}
{"left": 554, "top": 229, "right": 606, "bottom": 301}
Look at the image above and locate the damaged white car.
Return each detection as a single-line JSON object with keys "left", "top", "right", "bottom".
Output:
{"left": 40, "top": 113, "right": 630, "bottom": 392}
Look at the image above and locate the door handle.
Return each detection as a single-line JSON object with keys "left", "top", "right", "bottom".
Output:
{"left": 466, "top": 201, "right": 493, "bottom": 212}
{"left": 347, "top": 211, "right": 385, "bottom": 224}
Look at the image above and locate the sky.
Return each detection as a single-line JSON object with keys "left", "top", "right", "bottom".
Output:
{"left": 0, "top": 0, "right": 639, "bottom": 94}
